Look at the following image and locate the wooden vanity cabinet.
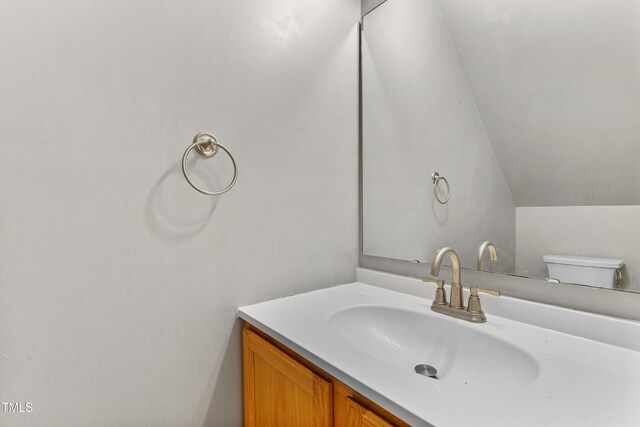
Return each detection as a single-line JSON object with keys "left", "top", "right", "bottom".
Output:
{"left": 243, "top": 325, "right": 409, "bottom": 427}
{"left": 243, "top": 326, "right": 333, "bottom": 427}
{"left": 333, "top": 382, "right": 395, "bottom": 427}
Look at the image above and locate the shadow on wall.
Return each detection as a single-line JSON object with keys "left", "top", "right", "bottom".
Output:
{"left": 145, "top": 157, "right": 220, "bottom": 241}
{"left": 199, "top": 321, "right": 244, "bottom": 427}
{"left": 431, "top": 190, "right": 449, "bottom": 225}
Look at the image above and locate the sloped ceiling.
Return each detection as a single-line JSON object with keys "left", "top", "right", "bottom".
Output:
{"left": 362, "top": 0, "right": 387, "bottom": 16}
{"left": 436, "top": 0, "right": 640, "bottom": 206}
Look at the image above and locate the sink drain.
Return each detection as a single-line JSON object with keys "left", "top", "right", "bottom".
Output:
{"left": 415, "top": 364, "right": 438, "bottom": 379}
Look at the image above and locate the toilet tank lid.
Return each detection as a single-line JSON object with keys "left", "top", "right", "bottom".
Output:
{"left": 543, "top": 255, "right": 624, "bottom": 269}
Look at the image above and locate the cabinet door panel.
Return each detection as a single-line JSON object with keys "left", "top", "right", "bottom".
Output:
{"left": 340, "top": 397, "right": 394, "bottom": 427}
{"left": 243, "top": 328, "right": 332, "bottom": 427}
{"left": 334, "top": 381, "right": 407, "bottom": 427}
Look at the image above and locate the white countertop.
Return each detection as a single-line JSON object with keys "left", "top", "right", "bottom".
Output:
{"left": 238, "top": 271, "right": 640, "bottom": 427}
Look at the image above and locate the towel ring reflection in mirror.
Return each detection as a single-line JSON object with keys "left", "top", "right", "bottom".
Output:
{"left": 432, "top": 172, "right": 450, "bottom": 204}
{"left": 181, "top": 132, "right": 238, "bottom": 196}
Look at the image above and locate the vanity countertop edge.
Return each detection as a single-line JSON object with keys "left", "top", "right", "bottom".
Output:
{"left": 237, "top": 269, "right": 640, "bottom": 427}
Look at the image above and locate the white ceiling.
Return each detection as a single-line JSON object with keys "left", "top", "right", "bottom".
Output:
{"left": 434, "top": 0, "right": 640, "bottom": 206}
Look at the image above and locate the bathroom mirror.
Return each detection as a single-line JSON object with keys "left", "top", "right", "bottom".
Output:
{"left": 361, "top": 0, "right": 640, "bottom": 293}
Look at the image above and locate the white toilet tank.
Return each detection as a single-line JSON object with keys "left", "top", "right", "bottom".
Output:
{"left": 543, "top": 255, "right": 624, "bottom": 289}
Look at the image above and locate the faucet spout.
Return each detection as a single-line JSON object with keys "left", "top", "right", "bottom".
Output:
{"left": 477, "top": 241, "right": 498, "bottom": 271}
{"left": 431, "top": 247, "right": 461, "bottom": 285}
{"left": 431, "top": 247, "right": 464, "bottom": 308}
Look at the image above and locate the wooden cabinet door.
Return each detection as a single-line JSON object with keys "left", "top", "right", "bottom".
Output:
{"left": 243, "top": 328, "right": 333, "bottom": 427}
{"left": 337, "top": 396, "right": 394, "bottom": 427}
{"left": 334, "top": 382, "right": 407, "bottom": 427}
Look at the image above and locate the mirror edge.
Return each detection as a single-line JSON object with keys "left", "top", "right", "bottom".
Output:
{"left": 356, "top": 10, "right": 640, "bottom": 321}
{"left": 359, "top": 254, "right": 640, "bottom": 322}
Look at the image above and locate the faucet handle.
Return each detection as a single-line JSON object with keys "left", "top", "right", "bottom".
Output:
{"left": 422, "top": 277, "right": 445, "bottom": 287}
{"left": 422, "top": 277, "right": 448, "bottom": 306}
{"left": 467, "top": 287, "right": 500, "bottom": 315}
{"left": 470, "top": 287, "right": 501, "bottom": 297}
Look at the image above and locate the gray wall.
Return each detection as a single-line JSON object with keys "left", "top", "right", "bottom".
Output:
{"left": 437, "top": 0, "right": 640, "bottom": 207}
{"left": 361, "top": 0, "right": 516, "bottom": 271}
{"left": 0, "top": 1, "right": 360, "bottom": 426}
{"left": 516, "top": 206, "right": 640, "bottom": 292}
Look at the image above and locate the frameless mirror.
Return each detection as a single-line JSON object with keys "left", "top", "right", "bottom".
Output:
{"left": 362, "top": 0, "right": 640, "bottom": 293}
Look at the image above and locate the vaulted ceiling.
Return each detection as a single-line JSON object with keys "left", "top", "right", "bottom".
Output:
{"left": 434, "top": 0, "right": 640, "bottom": 206}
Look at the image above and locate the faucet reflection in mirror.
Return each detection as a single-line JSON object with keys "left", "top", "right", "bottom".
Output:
{"left": 477, "top": 241, "right": 497, "bottom": 272}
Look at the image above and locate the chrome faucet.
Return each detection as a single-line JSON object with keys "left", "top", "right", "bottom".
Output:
{"left": 423, "top": 247, "right": 501, "bottom": 323}
{"left": 477, "top": 241, "right": 497, "bottom": 271}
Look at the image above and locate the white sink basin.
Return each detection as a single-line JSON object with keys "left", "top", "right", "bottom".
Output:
{"left": 327, "top": 304, "right": 539, "bottom": 391}
{"left": 239, "top": 277, "right": 640, "bottom": 427}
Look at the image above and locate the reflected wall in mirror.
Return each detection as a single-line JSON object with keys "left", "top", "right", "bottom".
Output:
{"left": 362, "top": 0, "right": 640, "bottom": 293}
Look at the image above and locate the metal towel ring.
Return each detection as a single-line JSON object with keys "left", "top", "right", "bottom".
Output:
{"left": 431, "top": 172, "right": 450, "bottom": 204}
{"left": 182, "top": 132, "right": 238, "bottom": 196}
